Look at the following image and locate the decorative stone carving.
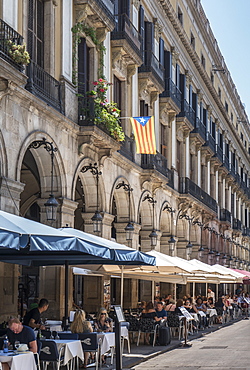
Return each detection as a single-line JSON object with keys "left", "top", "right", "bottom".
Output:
{"left": 171, "top": 46, "right": 179, "bottom": 64}
{"left": 153, "top": 18, "right": 163, "bottom": 39}
{"left": 132, "top": 0, "right": 141, "bottom": 10}
{"left": 127, "top": 65, "right": 137, "bottom": 84}
{"left": 76, "top": 5, "right": 89, "bottom": 23}
{"left": 185, "top": 70, "right": 192, "bottom": 86}
{"left": 150, "top": 91, "right": 158, "bottom": 108}
{"left": 96, "top": 27, "right": 108, "bottom": 42}
{"left": 112, "top": 47, "right": 123, "bottom": 69}
{"left": 197, "top": 89, "right": 203, "bottom": 104}
{"left": 0, "top": 80, "right": 15, "bottom": 101}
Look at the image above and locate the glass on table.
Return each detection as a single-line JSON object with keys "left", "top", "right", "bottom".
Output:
{"left": 14, "top": 341, "right": 20, "bottom": 352}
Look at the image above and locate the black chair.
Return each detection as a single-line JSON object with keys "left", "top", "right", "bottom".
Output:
{"left": 41, "top": 330, "right": 52, "bottom": 339}
{"left": 39, "top": 340, "right": 64, "bottom": 370}
{"left": 167, "top": 312, "right": 184, "bottom": 340}
{"left": 125, "top": 315, "right": 140, "bottom": 344}
{"left": 57, "top": 332, "right": 78, "bottom": 340}
{"left": 137, "top": 318, "right": 158, "bottom": 346}
{"left": 78, "top": 333, "right": 101, "bottom": 370}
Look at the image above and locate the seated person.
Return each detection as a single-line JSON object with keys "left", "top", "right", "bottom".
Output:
{"left": 7, "top": 317, "right": 37, "bottom": 353}
{"left": 23, "top": 298, "right": 49, "bottom": 330}
{"left": 165, "top": 299, "right": 176, "bottom": 312}
{"left": 141, "top": 301, "right": 157, "bottom": 320}
{"left": 174, "top": 299, "right": 184, "bottom": 315}
{"left": 155, "top": 302, "right": 167, "bottom": 323}
{"left": 183, "top": 298, "right": 198, "bottom": 313}
{"left": 215, "top": 297, "right": 226, "bottom": 323}
{"left": 206, "top": 297, "right": 215, "bottom": 309}
{"left": 196, "top": 297, "right": 207, "bottom": 328}
{"left": 94, "top": 308, "right": 113, "bottom": 333}
{"left": 71, "top": 310, "right": 93, "bottom": 368}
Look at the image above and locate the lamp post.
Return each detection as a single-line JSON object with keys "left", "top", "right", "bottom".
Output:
{"left": 163, "top": 204, "right": 176, "bottom": 256}
{"left": 143, "top": 194, "right": 157, "bottom": 247}
{"left": 193, "top": 221, "right": 204, "bottom": 261}
{"left": 179, "top": 213, "right": 193, "bottom": 260}
{"left": 115, "top": 181, "right": 134, "bottom": 241}
{"left": 28, "top": 138, "right": 59, "bottom": 222}
{"left": 81, "top": 163, "right": 102, "bottom": 233}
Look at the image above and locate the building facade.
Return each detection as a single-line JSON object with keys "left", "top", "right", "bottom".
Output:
{"left": 0, "top": 0, "right": 249, "bottom": 319}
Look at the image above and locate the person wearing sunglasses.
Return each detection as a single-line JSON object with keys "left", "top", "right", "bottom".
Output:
{"left": 94, "top": 309, "right": 113, "bottom": 333}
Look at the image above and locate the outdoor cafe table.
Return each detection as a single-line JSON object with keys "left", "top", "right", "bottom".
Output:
{"left": 206, "top": 308, "right": 217, "bottom": 317}
{"left": 0, "top": 350, "right": 36, "bottom": 370}
{"left": 97, "top": 326, "right": 128, "bottom": 356}
{"left": 42, "top": 339, "right": 84, "bottom": 367}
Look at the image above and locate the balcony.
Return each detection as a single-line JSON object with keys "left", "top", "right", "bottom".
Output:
{"left": 111, "top": 14, "right": 143, "bottom": 64}
{"left": 0, "top": 19, "right": 24, "bottom": 72}
{"left": 220, "top": 208, "right": 231, "bottom": 224}
{"left": 177, "top": 99, "right": 195, "bottom": 127}
{"left": 215, "top": 144, "right": 223, "bottom": 162}
{"left": 75, "top": 0, "right": 115, "bottom": 31}
{"left": 242, "top": 227, "right": 250, "bottom": 237}
{"left": 26, "top": 61, "right": 63, "bottom": 114}
{"left": 118, "top": 134, "right": 134, "bottom": 163}
{"left": 180, "top": 177, "right": 217, "bottom": 213}
{"left": 138, "top": 51, "right": 164, "bottom": 91}
{"left": 222, "top": 155, "right": 230, "bottom": 171}
{"left": 141, "top": 151, "right": 168, "bottom": 178}
{"left": 204, "top": 132, "right": 216, "bottom": 153}
{"left": 233, "top": 218, "right": 242, "bottom": 231}
{"left": 192, "top": 117, "right": 206, "bottom": 141}
{"left": 160, "top": 78, "right": 181, "bottom": 112}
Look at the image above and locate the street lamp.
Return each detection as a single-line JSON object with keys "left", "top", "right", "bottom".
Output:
{"left": 168, "top": 236, "right": 176, "bottom": 255}
{"left": 81, "top": 163, "right": 102, "bottom": 233}
{"left": 143, "top": 194, "right": 157, "bottom": 247}
{"left": 115, "top": 181, "right": 134, "bottom": 241}
{"left": 28, "top": 138, "right": 59, "bottom": 221}
{"left": 163, "top": 204, "right": 176, "bottom": 256}
{"left": 179, "top": 213, "right": 193, "bottom": 259}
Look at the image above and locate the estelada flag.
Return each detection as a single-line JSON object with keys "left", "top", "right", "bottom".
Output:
{"left": 130, "top": 116, "right": 156, "bottom": 154}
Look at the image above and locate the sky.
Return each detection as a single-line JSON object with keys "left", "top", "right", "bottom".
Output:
{"left": 201, "top": 0, "right": 250, "bottom": 118}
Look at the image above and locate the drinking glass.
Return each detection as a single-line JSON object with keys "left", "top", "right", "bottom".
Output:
{"left": 14, "top": 341, "right": 20, "bottom": 351}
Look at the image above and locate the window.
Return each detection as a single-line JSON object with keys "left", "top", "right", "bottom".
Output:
{"left": 140, "top": 100, "right": 149, "bottom": 116}
{"left": 113, "top": 75, "right": 122, "bottom": 109}
{"left": 191, "top": 32, "right": 195, "bottom": 49}
{"left": 231, "top": 113, "right": 234, "bottom": 123}
{"left": 225, "top": 101, "right": 228, "bottom": 112}
{"left": 178, "top": 7, "right": 183, "bottom": 25}
{"left": 201, "top": 54, "right": 206, "bottom": 68}
{"left": 218, "top": 87, "right": 221, "bottom": 98}
{"left": 160, "top": 123, "right": 167, "bottom": 158}
{"left": 27, "top": 0, "right": 44, "bottom": 67}
{"left": 78, "top": 38, "right": 90, "bottom": 95}
{"left": 210, "top": 72, "right": 214, "bottom": 84}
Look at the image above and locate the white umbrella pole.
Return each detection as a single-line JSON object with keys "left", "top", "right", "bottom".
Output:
{"left": 152, "top": 280, "right": 154, "bottom": 302}
{"left": 120, "top": 265, "right": 124, "bottom": 308}
{"left": 174, "top": 283, "right": 176, "bottom": 301}
{"left": 205, "top": 282, "right": 208, "bottom": 296}
{"left": 216, "top": 284, "right": 219, "bottom": 302}
{"left": 193, "top": 282, "right": 195, "bottom": 300}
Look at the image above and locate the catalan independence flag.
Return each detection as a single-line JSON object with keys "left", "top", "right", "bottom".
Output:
{"left": 130, "top": 116, "right": 156, "bottom": 154}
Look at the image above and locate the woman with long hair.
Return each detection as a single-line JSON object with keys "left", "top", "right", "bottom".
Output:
{"left": 70, "top": 310, "right": 93, "bottom": 368}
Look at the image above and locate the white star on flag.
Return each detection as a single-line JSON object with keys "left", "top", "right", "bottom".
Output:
{"left": 139, "top": 117, "right": 146, "bottom": 124}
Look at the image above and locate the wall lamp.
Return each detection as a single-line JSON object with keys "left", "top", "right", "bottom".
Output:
{"left": 179, "top": 213, "right": 193, "bottom": 259}
{"left": 143, "top": 194, "right": 157, "bottom": 247}
{"left": 163, "top": 204, "right": 176, "bottom": 255}
{"left": 115, "top": 181, "right": 134, "bottom": 241}
{"left": 28, "top": 138, "right": 58, "bottom": 222}
{"left": 81, "top": 163, "right": 102, "bottom": 233}
{"left": 212, "top": 64, "right": 225, "bottom": 73}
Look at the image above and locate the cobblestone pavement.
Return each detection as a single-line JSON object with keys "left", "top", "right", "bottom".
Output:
{"left": 130, "top": 319, "right": 250, "bottom": 370}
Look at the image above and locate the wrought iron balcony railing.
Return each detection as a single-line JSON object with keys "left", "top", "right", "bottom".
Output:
{"left": 222, "top": 155, "right": 230, "bottom": 171}
{"left": 138, "top": 50, "right": 164, "bottom": 88}
{"left": 192, "top": 117, "right": 206, "bottom": 141}
{"left": 118, "top": 134, "right": 134, "bottom": 162}
{"left": 111, "top": 13, "right": 142, "bottom": 59}
{"left": 0, "top": 18, "right": 24, "bottom": 71}
{"left": 215, "top": 144, "right": 223, "bottom": 162}
{"left": 205, "top": 132, "right": 216, "bottom": 153}
{"left": 220, "top": 208, "right": 231, "bottom": 223}
{"left": 177, "top": 99, "right": 195, "bottom": 127}
{"left": 242, "top": 227, "right": 250, "bottom": 237}
{"left": 160, "top": 78, "right": 182, "bottom": 109}
{"left": 180, "top": 177, "right": 217, "bottom": 213}
{"left": 233, "top": 218, "right": 242, "bottom": 231}
{"left": 141, "top": 151, "right": 168, "bottom": 177}
{"left": 26, "top": 61, "right": 63, "bottom": 114}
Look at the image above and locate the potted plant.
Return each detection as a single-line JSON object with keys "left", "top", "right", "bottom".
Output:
{"left": 6, "top": 40, "right": 30, "bottom": 65}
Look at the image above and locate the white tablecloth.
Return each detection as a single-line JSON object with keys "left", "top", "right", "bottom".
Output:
{"left": 53, "top": 339, "right": 84, "bottom": 366}
{"left": 206, "top": 308, "right": 218, "bottom": 317}
{"left": 190, "top": 313, "right": 199, "bottom": 322}
{"left": 0, "top": 351, "right": 36, "bottom": 370}
{"left": 97, "top": 333, "right": 115, "bottom": 356}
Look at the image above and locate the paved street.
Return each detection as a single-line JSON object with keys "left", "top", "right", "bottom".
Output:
{"left": 130, "top": 319, "right": 250, "bottom": 370}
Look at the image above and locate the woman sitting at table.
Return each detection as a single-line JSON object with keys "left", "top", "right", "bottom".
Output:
{"left": 70, "top": 310, "right": 93, "bottom": 368}
{"left": 140, "top": 301, "right": 157, "bottom": 345}
{"left": 206, "top": 297, "right": 215, "bottom": 309}
{"left": 195, "top": 297, "right": 207, "bottom": 328}
{"left": 94, "top": 308, "right": 113, "bottom": 333}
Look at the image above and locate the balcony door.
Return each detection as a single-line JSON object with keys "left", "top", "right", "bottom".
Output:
{"left": 27, "top": 0, "right": 44, "bottom": 67}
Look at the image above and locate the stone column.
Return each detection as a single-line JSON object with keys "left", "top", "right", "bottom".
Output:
{"left": 207, "top": 161, "right": 210, "bottom": 194}
{"left": 185, "top": 135, "right": 190, "bottom": 178}
{"left": 60, "top": 198, "right": 78, "bottom": 227}
{"left": 197, "top": 150, "right": 201, "bottom": 187}
{"left": 171, "top": 118, "right": 176, "bottom": 169}
{"left": 0, "top": 177, "right": 25, "bottom": 215}
{"left": 222, "top": 178, "right": 226, "bottom": 209}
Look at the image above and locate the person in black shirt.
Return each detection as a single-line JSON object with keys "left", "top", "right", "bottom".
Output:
{"left": 23, "top": 298, "right": 49, "bottom": 330}
{"left": 7, "top": 317, "right": 37, "bottom": 352}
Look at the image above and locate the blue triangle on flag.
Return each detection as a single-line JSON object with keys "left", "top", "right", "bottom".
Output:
{"left": 133, "top": 116, "right": 151, "bottom": 127}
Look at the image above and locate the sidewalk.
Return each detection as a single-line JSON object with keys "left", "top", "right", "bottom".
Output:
{"left": 119, "top": 317, "right": 245, "bottom": 369}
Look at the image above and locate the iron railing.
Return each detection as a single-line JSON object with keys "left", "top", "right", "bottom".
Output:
{"left": 220, "top": 208, "right": 231, "bottom": 223}
{"left": 0, "top": 18, "right": 24, "bottom": 71}
{"left": 242, "top": 227, "right": 250, "bottom": 237}
{"left": 111, "top": 14, "right": 142, "bottom": 59}
{"left": 26, "top": 61, "right": 63, "bottom": 114}
{"left": 160, "top": 78, "right": 182, "bottom": 109}
{"left": 139, "top": 50, "right": 164, "bottom": 87}
{"left": 205, "top": 132, "right": 216, "bottom": 153}
{"left": 192, "top": 117, "right": 206, "bottom": 141}
{"left": 118, "top": 134, "right": 134, "bottom": 162}
{"left": 177, "top": 99, "right": 195, "bottom": 127}
{"left": 215, "top": 144, "right": 223, "bottom": 162}
{"left": 141, "top": 151, "right": 168, "bottom": 177}
{"left": 222, "top": 155, "right": 230, "bottom": 171}
{"left": 180, "top": 177, "right": 217, "bottom": 213}
{"left": 233, "top": 218, "right": 242, "bottom": 231}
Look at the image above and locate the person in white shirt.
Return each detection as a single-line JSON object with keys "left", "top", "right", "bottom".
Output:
{"left": 207, "top": 288, "right": 215, "bottom": 301}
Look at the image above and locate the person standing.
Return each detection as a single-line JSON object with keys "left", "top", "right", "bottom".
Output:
{"left": 207, "top": 288, "right": 215, "bottom": 301}
{"left": 23, "top": 298, "right": 49, "bottom": 330}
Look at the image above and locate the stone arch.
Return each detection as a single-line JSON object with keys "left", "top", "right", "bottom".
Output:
{"left": 137, "top": 190, "right": 155, "bottom": 252}
{"left": 0, "top": 130, "right": 8, "bottom": 177}
{"left": 159, "top": 201, "right": 172, "bottom": 254}
{"left": 17, "top": 131, "right": 66, "bottom": 220}
{"left": 109, "top": 176, "right": 135, "bottom": 222}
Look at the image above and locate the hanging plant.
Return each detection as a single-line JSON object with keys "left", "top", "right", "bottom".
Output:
{"left": 6, "top": 40, "right": 30, "bottom": 65}
{"left": 85, "top": 79, "right": 125, "bottom": 142}
{"left": 71, "top": 22, "right": 106, "bottom": 84}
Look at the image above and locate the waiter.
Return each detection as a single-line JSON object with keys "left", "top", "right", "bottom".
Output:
{"left": 23, "top": 298, "right": 49, "bottom": 330}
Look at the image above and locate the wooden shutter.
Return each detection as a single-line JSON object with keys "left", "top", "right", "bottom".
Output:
{"left": 164, "top": 50, "right": 171, "bottom": 80}
{"left": 159, "top": 37, "right": 164, "bottom": 66}
{"left": 144, "top": 22, "right": 154, "bottom": 64}
{"left": 78, "top": 38, "right": 89, "bottom": 95}
{"left": 176, "top": 63, "right": 180, "bottom": 89}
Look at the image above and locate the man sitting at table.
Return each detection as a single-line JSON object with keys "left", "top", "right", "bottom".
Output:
{"left": 23, "top": 298, "right": 49, "bottom": 330}
{"left": 6, "top": 317, "right": 37, "bottom": 353}
{"left": 155, "top": 302, "right": 167, "bottom": 323}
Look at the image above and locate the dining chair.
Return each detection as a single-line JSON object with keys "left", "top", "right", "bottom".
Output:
{"left": 57, "top": 333, "right": 79, "bottom": 340}
{"left": 78, "top": 333, "right": 102, "bottom": 370}
{"left": 39, "top": 340, "right": 65, "bottom": 370}
{"left": 167, "top": 312, "right": 184, "bottom": 340}
{"left": 136, "top": 318, "right": 158, "bottom": 346}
